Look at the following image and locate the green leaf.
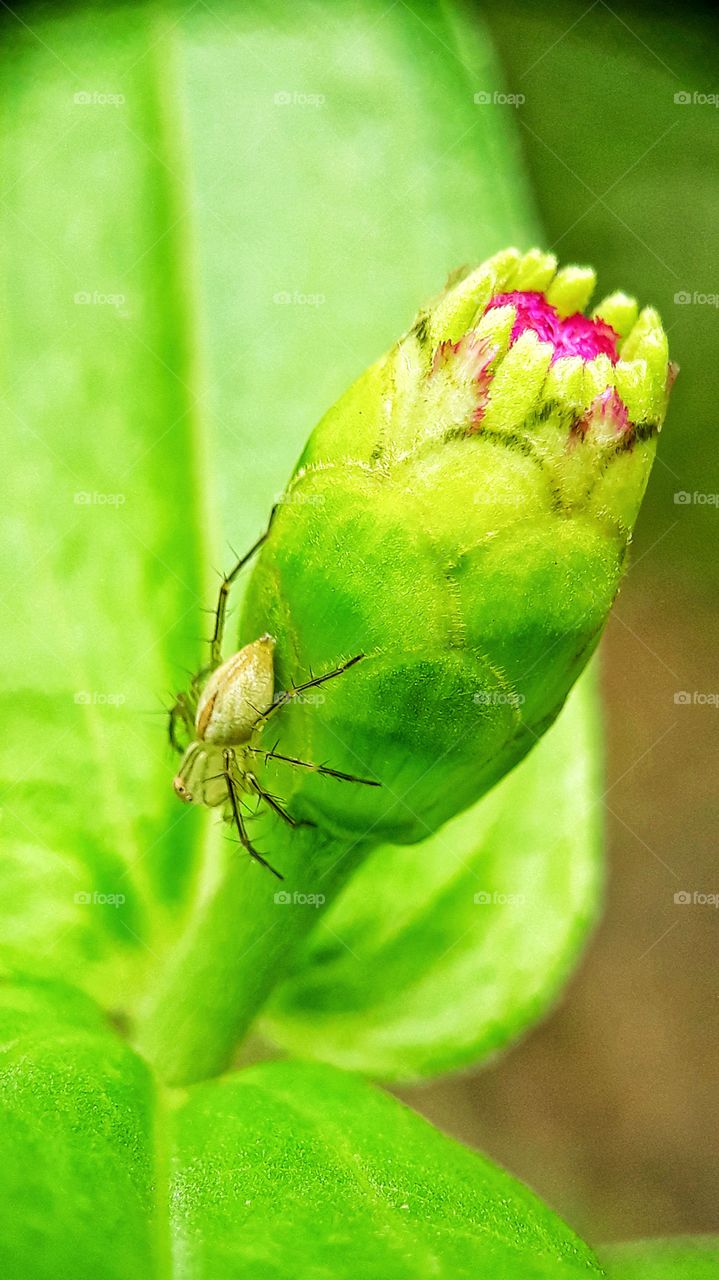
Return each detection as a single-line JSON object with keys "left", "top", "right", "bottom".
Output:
{"left": 0, "top": 2, "right": 214, "bottom": 1007}
{"left": 173, "top": 1060, "right": 603, "bottom": 1280}
{"left": 602, "top": 1239, "right": 719, "bottom": 1280}
{"left": 264, "top": 669, "right": 602, "bottom": 1079}
{"left": 0, "top": 978, "right": 160, "bottom": 1279}
{"left": 0, "top": 980, "right": 603, "bottom": 1280}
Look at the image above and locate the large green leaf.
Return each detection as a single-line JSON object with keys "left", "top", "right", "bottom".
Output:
{"left": 0, "top": 2, "right": 213, "bottom": 1008}
{"left": 0, "top": 978, "right": 159, "bottom": 1279}
{"left": 0, "top": 979, "right": 603, "bottom": 1280}
{"left": 602, "top": 1239, "right": 719, "bottom": 1280}
{"left": 265, "top": 668, "right": 601, "bottom": 1078}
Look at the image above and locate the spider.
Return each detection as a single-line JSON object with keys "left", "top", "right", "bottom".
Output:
{"left": 168, "top": 508, "right": 379, "bottom": 880}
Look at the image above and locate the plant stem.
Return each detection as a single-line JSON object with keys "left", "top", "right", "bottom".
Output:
{"left": 134, "top": 820, "right": 369, "bottom": 1085}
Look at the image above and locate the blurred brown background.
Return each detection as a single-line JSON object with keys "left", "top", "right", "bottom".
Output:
{"left": 401, "top": 0, "right": 719, "bottom": 1243}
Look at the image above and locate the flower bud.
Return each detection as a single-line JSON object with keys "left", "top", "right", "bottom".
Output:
{"left": 240, "top": 248, "right": 674, "bottom": 844}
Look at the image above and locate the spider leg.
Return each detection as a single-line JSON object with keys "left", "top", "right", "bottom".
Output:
{"left": 210, "top": 505, "right": 278, "bottom": 669}
{"left": 249, "top": 745, "right": 380, "bottom": 788}
{"left": 254, "top": 652, "right": 366, "bottom": 733}
{"left": 221, "top": 749, "right": 284, "bottom": 880}
{"left": 247, "top": 772, "right": 297, "bottom": 827}
{"left": 168, "top": 692, "right": 197, "bottom": 755}
{"left": 189, "top": 665, "right": 212, "bottom": 700}
{"left": 245, "top": 771, "right": 316, "bottom": 829}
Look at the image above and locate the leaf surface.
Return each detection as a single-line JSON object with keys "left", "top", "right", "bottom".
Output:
{"left": 0, "top": 981, "right": 603, "bottom": 1280}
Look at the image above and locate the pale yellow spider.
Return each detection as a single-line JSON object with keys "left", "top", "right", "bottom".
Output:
{"left": 168, "top": 511, "right": 378, "bottom": 879}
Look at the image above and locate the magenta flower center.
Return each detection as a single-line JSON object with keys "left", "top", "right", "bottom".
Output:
{"left": 486, "top": 290, "right": 620, "bottom": 363}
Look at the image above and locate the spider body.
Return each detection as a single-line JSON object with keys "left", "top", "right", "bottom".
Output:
{"left": 173, "top": 635, "right": 276, "bottom": 807}
{"left": 194, "top": 635, "right": 276, "bottom": 745}
{"left": 168, "top": 513, "right": 378, "bottom": 879}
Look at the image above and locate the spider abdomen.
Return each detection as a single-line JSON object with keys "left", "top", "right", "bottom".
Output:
{"left": 195, "top": 634, "right": 275, "bottom": 744}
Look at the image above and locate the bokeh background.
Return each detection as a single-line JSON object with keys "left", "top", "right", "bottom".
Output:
{"left": 3, "top": 0, "right": 717, "bottom": 1249}
{"left": 402, "top": 0, "right": 719, "bottom": 1242}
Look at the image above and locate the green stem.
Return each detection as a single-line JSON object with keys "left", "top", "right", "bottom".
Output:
{"left": 134, "top": 820, "right": 370, "bottom": 1085}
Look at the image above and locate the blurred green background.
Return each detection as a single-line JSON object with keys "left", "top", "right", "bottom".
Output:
{"left": 2, "top": 0, "right": 717, "bottom": 1249}
{"left": 401, "top": 0, "right": 719, "bottom": 1242}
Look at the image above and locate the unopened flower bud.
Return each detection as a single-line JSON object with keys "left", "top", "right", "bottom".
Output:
{"left": 240, "top": 248, "right": 674, "bottom": 844}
